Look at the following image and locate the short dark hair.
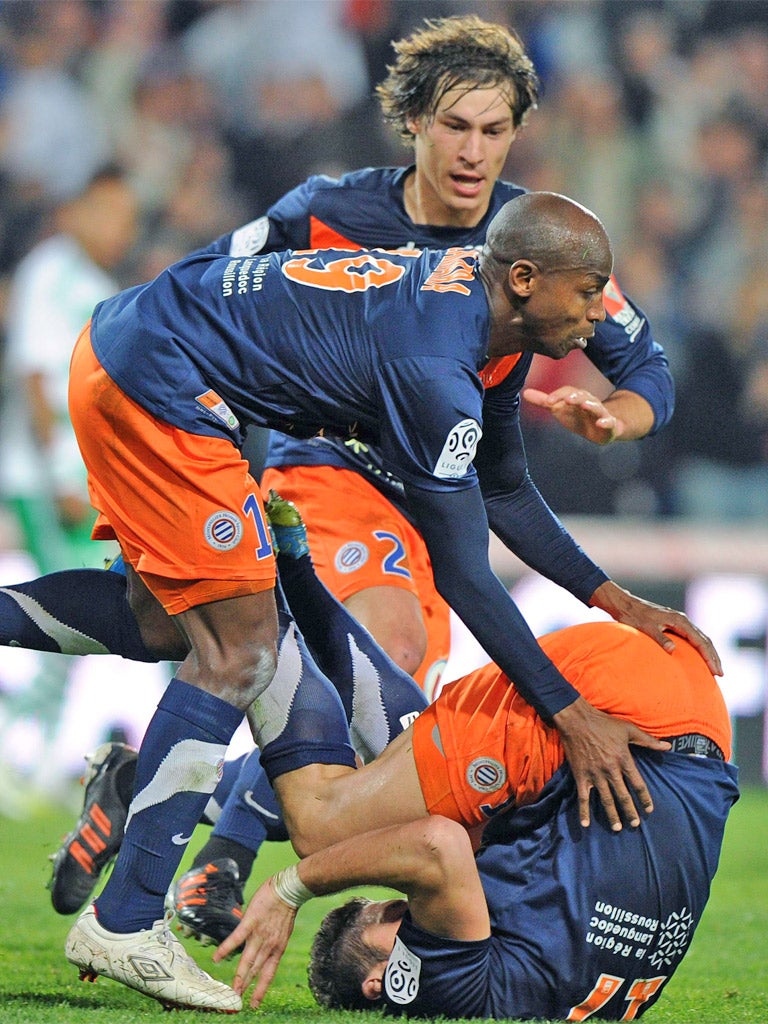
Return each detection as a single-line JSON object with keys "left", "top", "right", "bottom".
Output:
{"left": 307, "top": 897, "right": 389, "bottom": 1011}
{"left": 377, "top": 14, "right": 539, "bottom": 145}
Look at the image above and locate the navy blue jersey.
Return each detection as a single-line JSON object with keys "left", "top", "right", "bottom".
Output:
{"left": 382, "top": 751, "right": 739, "bottom": 1020}
{"left": 90, "top": 246, "right": 490, "bottom": 492}
{"left": 203, "top": 167, "right": 673, "bottom": 487}
{"left": 87, "top": 242, "right": 600, "bottom": 719}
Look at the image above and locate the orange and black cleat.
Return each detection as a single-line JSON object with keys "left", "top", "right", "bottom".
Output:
{"left": 48, "top": 742, "right": 136, "bottom": 914}
{"left": 167, "top": 859, "right": 244, "bottom": 949}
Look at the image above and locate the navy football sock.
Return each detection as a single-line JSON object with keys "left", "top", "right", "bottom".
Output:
{"left": 200, "top": 752, "right": 246, "bottom": 826}
{"left": 249, "top": 583, "right": 356, "bottom": 783}
{"left": 277, "top": 552, "right": 427, "bottom": 760}
{"left": 194, "top": 747, "right": 287, "bottom": 885}
{"left": 94, "top": 679, "right": 243, "bottom": 932}
{"left": 0, "top": 569, "right": 155, "bottom": 661}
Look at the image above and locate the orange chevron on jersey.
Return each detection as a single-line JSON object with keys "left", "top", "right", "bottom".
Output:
{"left": 308, "top": 216, "right": 359, "bottom": 250}
{"left": 601, "top": 274, "right": 630, "bottom": 318}
{"left": 602, "top": 274, "right": 646, "bottom": 341}
{"left": 479, "top": 353, "right": 522, "bottom": 388}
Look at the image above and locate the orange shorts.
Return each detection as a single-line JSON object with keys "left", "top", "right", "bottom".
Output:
{"left": 412, "top": 621, "right": 733, "bottom": 828}
{"left": 69, "top": 324, "right": 275, "bottom": 614}
{"left": 261, "top": 464, "right": 450, "bottom": 697}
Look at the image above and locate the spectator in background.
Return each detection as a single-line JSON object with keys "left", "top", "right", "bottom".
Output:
{"left": 512, "top": 4, "right": 768, "bottom": 519}
{"left": 179, "top": 0, "right": 373, "bottom": 208}
{"left": 0, "top": 163, "right": 138, "bottom": 570}
{"left": 0, "top": 1, "right": 110, "bottom": 206}
{"left": 0, "top": 163, "right": 139, "bottom": 787}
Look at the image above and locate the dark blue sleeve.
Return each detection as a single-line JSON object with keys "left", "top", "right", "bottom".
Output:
{"left": 475, "top": 385, "right": 608, "bottom": 604}
{"left": 404, "top": 481, "right": 579, "bottom": 719}
{"left": 588, "top": 277, "right": 674, "bottom": 433}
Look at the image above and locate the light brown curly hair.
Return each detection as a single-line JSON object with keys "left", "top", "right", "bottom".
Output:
{"left": 376, "top": 14, "right": 539, "bottom": 145}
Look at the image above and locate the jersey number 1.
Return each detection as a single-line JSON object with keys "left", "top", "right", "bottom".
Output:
{"left": 567, "top": 973, "right": 666, "bottom": 1021}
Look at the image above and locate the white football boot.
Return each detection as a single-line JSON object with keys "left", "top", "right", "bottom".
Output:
{"left": 65, "top": 905, "right": 242, "bottom": 1013}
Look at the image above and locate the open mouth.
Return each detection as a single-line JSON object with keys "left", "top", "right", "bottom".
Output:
{"left": 451, "top": 174, "right": 484, "bottom": 197}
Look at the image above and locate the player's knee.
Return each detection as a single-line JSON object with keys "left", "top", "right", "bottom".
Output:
{"left": 344, "top": 589, "right": 427, "bottom": 677}
{"left": 380, "top": 626, "right": 427, "bottom": 677}
{"left": 221, "top": 639, "right": 279, "bottom": 707}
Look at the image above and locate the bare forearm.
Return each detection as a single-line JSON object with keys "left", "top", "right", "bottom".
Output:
{"left": 296, "top": 820, "right": 445, "bottom": 898}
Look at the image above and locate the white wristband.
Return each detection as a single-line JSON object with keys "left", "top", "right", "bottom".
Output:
{"left": 272, "top": 864, "right": 314, "bottom": 910}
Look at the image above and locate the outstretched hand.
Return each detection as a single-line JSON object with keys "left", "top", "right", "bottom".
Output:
{"left": 523, "top": 386, "right": 623, "bottom": 444}
{"left": 590, "top": 581, "right": 722, "bottom": 677}
{"left": 213, "top": 877, "right": 297, "bottom": 1009}
{"left": 553, "top": 696, "right": 670, "bottom": 829}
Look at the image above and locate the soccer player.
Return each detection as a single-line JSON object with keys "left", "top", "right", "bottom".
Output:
{"left": 0, "top": 16, "right": 672, "bottom": 689}
{"left": 58, "top": 194, "right": 716, "bottom": 1011}
{"left": 215, "top": 609, "right": 737, "bottom": 1020}
{"left": 244, "top": 14, "right": 674, "bottom": 693}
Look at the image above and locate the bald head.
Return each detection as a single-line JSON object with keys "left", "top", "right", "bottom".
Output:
{"left": 484, "top": 192, "right": 612, "bottom": 275}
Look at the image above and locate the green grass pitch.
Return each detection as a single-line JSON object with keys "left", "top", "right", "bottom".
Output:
{"left": 1, "top": 785, "right": 766, "bottom": 1023}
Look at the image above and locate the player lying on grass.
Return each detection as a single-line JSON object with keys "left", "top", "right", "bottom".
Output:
{"left": 206, "top": 521, "right": 738, "bottom": 1020}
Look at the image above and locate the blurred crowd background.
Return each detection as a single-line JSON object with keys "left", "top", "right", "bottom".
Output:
{"left": 0, "top": 0, "right": 766, "bottom": 797}
{"left": 0, "top": 0, "right": 766, "bottom": 522}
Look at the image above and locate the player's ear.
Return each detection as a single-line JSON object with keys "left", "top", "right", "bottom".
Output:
{"left": 508, "top": 259, "right": 538, "bottom": 297}
{"left": 405, "top": 115, "right": 422, "bottom": 138}
{"left": 361, "top": 964, "right": 386, "bottom": 1002}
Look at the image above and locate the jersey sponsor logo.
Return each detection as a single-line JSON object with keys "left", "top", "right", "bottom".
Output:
{"left": 649, "top": 907, "right": 693, "bottom": 969}
{"left": 229, "top": 216, "right": 269, "bottom": 256}
{"left": 602, "top": 276, "right": 645, "bottom": 342}
{"left": 421, "top": 247, "right": 479, "bottom": 295}
{"left": 334, "top": 540, "right": 369, "bottom": 573}
{"left": 384, "top": 936, "right": 421, "bottom": 1005}
{"left": 433, "top": 418, "right": 482, "bottom": 479}
{"left": 171, "top": 832, "right": 194, "bottom": 846}
{"left": 204, "top": 511, "right": 244, "bottom": 551}
{"left": 466, "top": 756, "right": 507, "bottom": 793}
{"left": 196, "top": 390, "right": 240, "bottom": 431}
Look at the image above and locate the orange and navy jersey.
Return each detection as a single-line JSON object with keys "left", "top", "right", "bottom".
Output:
{"left": 89, "top": 245, "right": 493, "bottom": 494}
{"left": 386, "top": 750, "right": 738, "bottom": 1021}
{"left": 87, "top": 242, "right": 605, "bottom": 719}
{"left": 386, "top": 622, "right": 738, "bottom": 1021}
{"left": 413, "top": 622, "right": 733, "bottom": 828}
{"left": 201, "top": 167, "right": 673, "bottom": 489}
